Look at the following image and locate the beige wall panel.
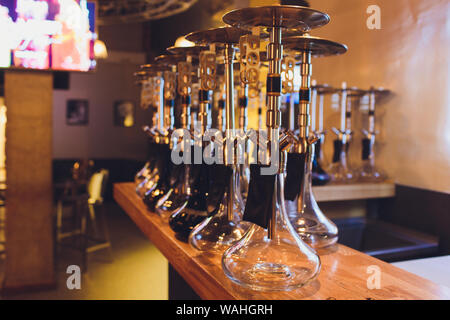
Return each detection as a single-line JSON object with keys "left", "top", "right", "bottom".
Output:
{"left": 305, "top": 0, "right": 449, "bottom": 193}
{"left": 4, "top": 71, "right": 54, "bottom": 290}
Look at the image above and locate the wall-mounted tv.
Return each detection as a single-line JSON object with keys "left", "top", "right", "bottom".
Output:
{"left": 0, "top": 0, "right": 96, "bottom": 72}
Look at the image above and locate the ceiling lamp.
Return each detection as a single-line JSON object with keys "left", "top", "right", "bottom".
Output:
{"left": 94, "top": 40, "right": 109, "bottom": 59}
{"left": 174, "top": 36, "right": 195, "bottom": 48}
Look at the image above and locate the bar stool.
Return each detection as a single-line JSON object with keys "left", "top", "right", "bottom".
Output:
{"left": 81, "top": 169, "right": 113, "bottom": 271}
{"left": 56, "top": 160, "right": 92, "bottom": 242}
{"left": 56, "top": 169, "right": 113, "bottom": 272}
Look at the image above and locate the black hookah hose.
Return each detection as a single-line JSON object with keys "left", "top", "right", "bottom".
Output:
{"left": 242, "top": 164, "right": 277, "bottom": 229}
{"left": 168, "top": 145, "right": 210, "bottom": 241}
{"left": 143, "top": 143, "right": 172, "bottom": 210}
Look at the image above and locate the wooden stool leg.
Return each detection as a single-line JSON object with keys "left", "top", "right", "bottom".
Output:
{"left": 99, "top": 204, "right": 114, "bottom": 262}
{"left": 88, "top": 204, "right": 99, "bottom": 237}
{"left": 80, "top": 201, "right": 88, "bottom": 273}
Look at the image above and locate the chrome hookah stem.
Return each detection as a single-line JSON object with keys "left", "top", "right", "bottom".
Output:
{"left": 217, "top": 79, "right": 226, "bottom": 132}
{"left": 346, "top": 95, "right": 353, "bottom": 137}
{"left": 318, "top": 93, "right": 324, "bottom": 133}
{"left": 311, "top": 85, "right": 317, "bottom": 133}
{"left": 180, "top": 57, "right": 192, "bottom": 132}
{"left": 163, "top": 68, "right": 176, "bottom": 132}
{"left": 224, "top": 43, "right": 236, "bottom": 222}
{"left": 296, "top": 51, "right": 312, "bottom": 215}
{"left": 163, "top": 100, "right": 174, "bottom": 132}
{"left": 339, "top": 82, "right": 348, "bottom": 142}
{"left": 198, "top": 54, "right": 210, "bottom": 136}
{"left": 198, "top": 98, "right": 209, "bottom": 135}
{"left": 239, "top": 84, "right": 249, "bottom": 131}
{"left": 239, "top": 83, "right": 249, "bottom": 175}
{"left": 368, "top": 87, "right": 377, "bottom": 164}
{"left": 225, "top": 44, "right": 236, "bottom": 138}
{"left": 181, "top": 100, "right": 191, "bottom": 131}
{"left": 368, "top": 87, "right": 376, "bottom": 134}
{"left": 298, "top": 51, "right": 312, "bottom": 142}
{"left": 157, "top": 73, "right": 165, "bottom": 134}
{"left": 289, "top": 93, "right": 295, "bottom": 132}
{"left": 177, "top": 58, "right": 192, "bottom": 194}
{"left": 317, "top": 92, "right": 325, "bottom": 162}
{"left": 266, "top": 26, "right": 282, "bottom": 240}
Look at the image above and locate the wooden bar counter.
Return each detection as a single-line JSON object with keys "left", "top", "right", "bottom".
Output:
{"left": 114, "top": 182, "right": 450, "bottom": 300}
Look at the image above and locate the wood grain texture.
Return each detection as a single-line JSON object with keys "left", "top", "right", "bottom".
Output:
{"left": 114, "top": 182, "right": 450, "bottom": 300}
{"left": 313, "top": 183, "right": 396, "bottom": 202}
{"left": 3, "top": 71, "right": 55, "bottom": 291}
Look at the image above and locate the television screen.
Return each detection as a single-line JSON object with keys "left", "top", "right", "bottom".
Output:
{"left": 0, "top": 0, "right": 96, "bottom": 72}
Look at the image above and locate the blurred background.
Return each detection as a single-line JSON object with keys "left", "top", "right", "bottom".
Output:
{"left": 0, "top": 0, "right": 448, "bottom": 299}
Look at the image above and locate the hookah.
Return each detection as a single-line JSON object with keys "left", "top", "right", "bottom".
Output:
{"left": 133, "top": 70, "right": 155, "bottom": 190}
{"left": 153, "top": 49, "right": 202, "bottom": 219}
{"left": 236, "top": 30, "right": 261, "bottom": 202}
{"left": 311, "top": 83, "right": 336, "bottom": 186}
{"left": 134, "top": 65, "right": 169, "bottom": 198}
{"left": 357, "top": 87, "right": 390, "bottom": 182}
{"left": 221, "top": 5, "right": 328, "bottom": 291}
{"left": 282, "top": 35, "right": 347, "bottom": 250}
{"left": 217, "top": 65, "right": 249, "bottom": 208}
{"left": 328, "top": 85, "right": 365, "bottom": 184}
{"left": 163, "top": 44, "right": 216, "bottom": 242}
{"left": 138, "top": 63, "right": 176, "bottom": 210}
{"left": 142, "top": 55, "right": 186, "bottom": 212}
{"left": 185, "top": 26, "right": 251, "bottom": 253}
{"left": 154, "top": 46, "right": 205, "bottom": 220}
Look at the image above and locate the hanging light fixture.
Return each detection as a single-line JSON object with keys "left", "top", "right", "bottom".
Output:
{"left": 94, "top": 40, "right": 109, "bottom": 59}
{"left": 174, "top": 36, "right": 195, "bottom": 48}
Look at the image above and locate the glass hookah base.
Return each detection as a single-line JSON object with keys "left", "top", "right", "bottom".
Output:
{"left": 328, "top": 164, "right": 356, "bottom": 184}
{"left": 222, "top": 242, "right": 318, "bottom": 292}
{"left": 223, "top": 259, "right": 316, "bottom": 292}
{"left": 136, "top": 179, "right": 158, "bottom": 198}
{"left": 189, "top": 216, "right": 249, "bottom": 253}
{"left": 291, "top": 216, "right": 338, "bottom": 249}
{"left": 358, "top": 169, "right": 386, "bottom": 183}
{"left": 155, "top": 194, "right": 188, "bottom": 220}
{"left": 169, "top": 211, "right": 207, "bottom": 243}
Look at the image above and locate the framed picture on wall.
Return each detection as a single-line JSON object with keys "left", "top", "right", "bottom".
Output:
{"left": 114, "top": 100, "right": 135, "bottom": 127}
{"left": 66, "top": 99, "right": 89, "bottom": 125}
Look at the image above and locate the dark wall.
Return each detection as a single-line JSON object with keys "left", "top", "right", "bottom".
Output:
{"left": 379, "top": 185, "right": 450, "bottom": 255}
{"left": 99, "top": 22, "right": 145, "bottom": 53}
{"left": 53, "top": 158, "right": 146, "bottom": 201}
{"left": 149, "top": 0, "right": 223, "bottom": 58}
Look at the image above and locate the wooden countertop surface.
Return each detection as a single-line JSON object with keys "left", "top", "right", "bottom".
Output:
{"left": 114, "top": 182, "right": 450, "bottom": 300}
{"left": 313, "top": 182, "right": 395, "bottom": 202}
